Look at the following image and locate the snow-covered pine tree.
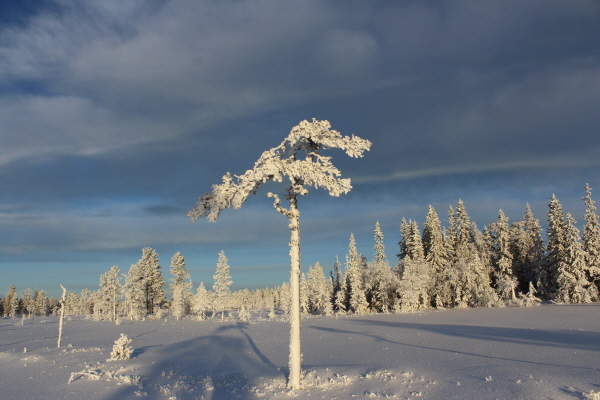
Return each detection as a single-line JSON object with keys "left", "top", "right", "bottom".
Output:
{"left": 510, "top": 204, "right": 544, "bottom": 294}
{"left": 169, "top": 252, "right": 192, "bottom": 321}
{"left": 190, "top": 282, "right": 213, "bottom": 319}
{"left": 33, "top": 289, "right": 48, "bottom": 316}
{"left": 543, "top": 194, "right": 567, "bottom": 298}
{"left": 109, "top": 333, "right": 133, "bottom": 361}
{"left": 123, "top": 263, "right": 146, "bottom": 320}
{"left": 188, "top": 119, "right": 370, "bottom": 390}
{"left": 95, "top": 266, "right": 122, "bottom": 321}
{"left": 374, "top": 221, "right": 386, "bottom": 262}
{"left": 422, "top": 205, "right": 450, "bottom": 307}
{"left": 366, "top": 221, "right": 397, "bottom": 313}
{"left": 278, "top": 282, "right": 291, "bottom": 315}
{"left": 3, "top": 285, "right": 18, "bottom": 318}
{"left": 582, "top": 183, "right": 600, "bottom": 292}
{"left": 346, "top": 233, "right": 369, "bottom": 314}
{"left": 21, "top": 288, "right": 33, "bottom": 317}
{"left": 397, "top": 220, "right": 431, "bottom": 311}
{"left": 448, "top": 200, "right": 496, "bottom": 308}
{"left": 555, "top": 213, "right": 598, "bottom": 303}
{"left": 137, "top": 247, "right": 165, "bottom": 315}
{"left": 488, "top": 209, "right": 516, "bottom": 301}
{"left": 331, "top": 256, "right": 343, "bottom": 311}
{"left": 305, "top": 262, "right": 333, "bottom": 316}
{"left": 213, "top": 250, "right": 232, "bottom": 320}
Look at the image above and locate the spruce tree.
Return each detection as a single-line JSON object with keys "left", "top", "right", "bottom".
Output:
{"left": 95, "top": 266, "right": 122, "bottom": 321}
{"left": 367, "top": 221, "right": 397, "bottom": 313}
{"left": 398, "top": 220, "right": 431, "bottom": 311}
{"left": 555, "top": 213, "right": 598, "bottom": 303}
{"left": 374, "top": 221, "right": 386, "bottom": 262}
{"left": 422, "top": 205, "right": 450, "bottom": 307}
{"left": 346, "top": 233, "right": 368, "bottom": 314}
{"left": 3, "top": 285, "right": 18, "bottom": 318}
{"left": 448, "top": 200, "right": 496, "bottom": 308}
{"left": 123, "top": 263, "right": 146, "bottom": 320}
{"left": 305, "top": 262, "right": 333, "bottom": 315}
{"left": 331, "top": 256, "right": 343, "bottom": 311}
{"left": 488, "top": 209, "right": 516, "bottom": 301}
{"left": 544, "top": 194, "right": 567, "bottom": 298}
{"left": 510, "top": 204, "right": 544, "bottom": 294}
{"left": 138, "top": 247, "right": 165, "bottom": 315}
{"left": 21, "top": 288, "right": 33, "bottom": 317}
{"left": 582, "top": 183, "right": 600, "bottom": 291}
{"left": 190, "top": 282, "right": 212, "bottom": 319}
{"left": 33, "top": 289, "right": 48, "bottom": 316}
{"left": 169, "top": 252, "right": 192, "bottom": 320}
{"left": 213, "top": 250, "right": 233, "bottom": 320}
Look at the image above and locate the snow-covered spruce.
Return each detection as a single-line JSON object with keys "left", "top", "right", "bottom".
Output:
{"left": 109, "top": 333, "right": 134, "bottom": 361}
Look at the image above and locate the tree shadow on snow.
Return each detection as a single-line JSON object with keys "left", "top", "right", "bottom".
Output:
{"left": 309, "top": 322, "right": 600, "bottom": 373}
{"left": 105, "top": 322, "right": 284, "bottom": 400}
{"left": 349, "top": 318, "right": 600, "bottom": 352}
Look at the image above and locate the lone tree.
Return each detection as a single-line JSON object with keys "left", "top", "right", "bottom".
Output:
{"left": 188, "top": 119, "right": 370, "bottom": 389}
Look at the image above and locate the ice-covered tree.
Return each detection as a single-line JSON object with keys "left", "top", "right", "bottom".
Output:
{"left": 33, "top": 289, "right": 48, "bottom": 316}
{"left": 213, "top": 250, "right": 232, "bottom": 320}
{"left": 169, "top": 252, "right": 193, "bottom": 320}
{"left": 95, "top": 266, "right": 122, "bottom": 321}
{"left": 346, "top": 234, "right": 369, "bottom": 314}
{"left": 330, "top": 256, "right": 343, "bottom": 310}
{"left": 582, "top": 183, "right": 600, "bottom": 291}
{"left": 374, "top": 221, "right": 386, "bottom": 263}
{"left": 109, "top": 334, "right": 133, "bottom": 361}
{"left": 510, "top": 204, "right": 544, "bottom": 294}
{"left": 443, "top": 200, "right": 496, "bottom": 308}
{"left": 543, "top": 194, "right": 567, "bottom": 297}
{"left": 138, "top": 247, "right": 165, "bottom": 315}
{"left": 3, "top": 285, "right": 18, "bottom": 318}
{"left": 21, "top": 288, "right": 33, "bottom": 317}
{"left": 188, "top": 118, "right": 370, "bottom": 389}
{"left": 397, "top": 220, "right": 431, "bottom": 311}
{"left": 488, "top": 209, "right": 516, "bottom": 301}
{"left": 555, "top": 213, "right": 598, "bottom": 303}
{"left": 422, "top": 205, "right": 450, "bottom": 307}
{"left": 305, "top": 262, "right": 333, "bottom": 315}
{"left": 366, "top": 222, "right": 397, "bottom": 313}
{"left": 123, "top": 263, "right": 146, "bottom": 320}
{"left": 190, "top": 282, "right": 213, "bottom": 319}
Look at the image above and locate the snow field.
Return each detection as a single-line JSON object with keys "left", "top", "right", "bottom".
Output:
{"left": 1, "top": 304, "right": 599, "bottom": 399}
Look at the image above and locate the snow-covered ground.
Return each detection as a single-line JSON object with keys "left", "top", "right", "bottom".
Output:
{"left": 1, "top": 303, "right": 598, "bottom": 400}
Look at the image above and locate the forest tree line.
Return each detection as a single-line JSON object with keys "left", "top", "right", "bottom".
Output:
{"left": 2, "top": 184, "right": 599, "bottom": 320}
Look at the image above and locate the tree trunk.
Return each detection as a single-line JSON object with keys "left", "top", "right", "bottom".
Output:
{"left": 57, "top": 284, "right": 66, "bottom": 348}
{"left": 288, "top": 195, "right": 302, "bottom": 389}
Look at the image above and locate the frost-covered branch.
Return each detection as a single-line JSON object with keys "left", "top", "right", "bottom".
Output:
{"left": 188, "top": 119, "right": 371, "bottom": 223}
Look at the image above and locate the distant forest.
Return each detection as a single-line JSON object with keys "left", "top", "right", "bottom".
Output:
{"left": 2, "top": 184, "right": 599, "bottom": 321}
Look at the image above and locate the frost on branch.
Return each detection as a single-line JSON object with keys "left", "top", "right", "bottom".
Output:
{"left": 188, "top": 119, "right": 371, "bottom": 222}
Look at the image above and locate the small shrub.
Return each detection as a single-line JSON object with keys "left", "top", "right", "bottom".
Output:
{"left": 109, "top": 333, "right": 133, "bottom": 361}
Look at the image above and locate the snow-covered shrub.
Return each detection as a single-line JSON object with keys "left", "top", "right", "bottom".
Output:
{"left": 238, "top": 305, "right": 250, "bottom": 322}
{"left": 109, "top": 333, "right": 133, "bottom": 361}
{"left": 518, "top": 282, "right": 542, "bottom": 307}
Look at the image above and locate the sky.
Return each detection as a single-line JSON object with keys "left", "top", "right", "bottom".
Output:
{"left": 1, "top": 0, "right": 600, "bottom": 298}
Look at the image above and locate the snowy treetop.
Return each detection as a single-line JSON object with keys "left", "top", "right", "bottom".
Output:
{"left": 189, "top": 119, "right": 371, "bottom": 223}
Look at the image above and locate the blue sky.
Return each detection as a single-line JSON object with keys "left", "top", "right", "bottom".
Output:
{"left": 1, "top": 0, "right": 599, "bottom": 298}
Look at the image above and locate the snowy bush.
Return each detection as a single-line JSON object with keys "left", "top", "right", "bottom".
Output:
{"left": 109, "top": 333, "right": 133, "bottom": 361}
{"left": 238, "top": 305, "right": 250, "bottom": 322}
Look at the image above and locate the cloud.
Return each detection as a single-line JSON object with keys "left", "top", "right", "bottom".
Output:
{"left": 1, "top": 0, "right": 600, "bottom": 292}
